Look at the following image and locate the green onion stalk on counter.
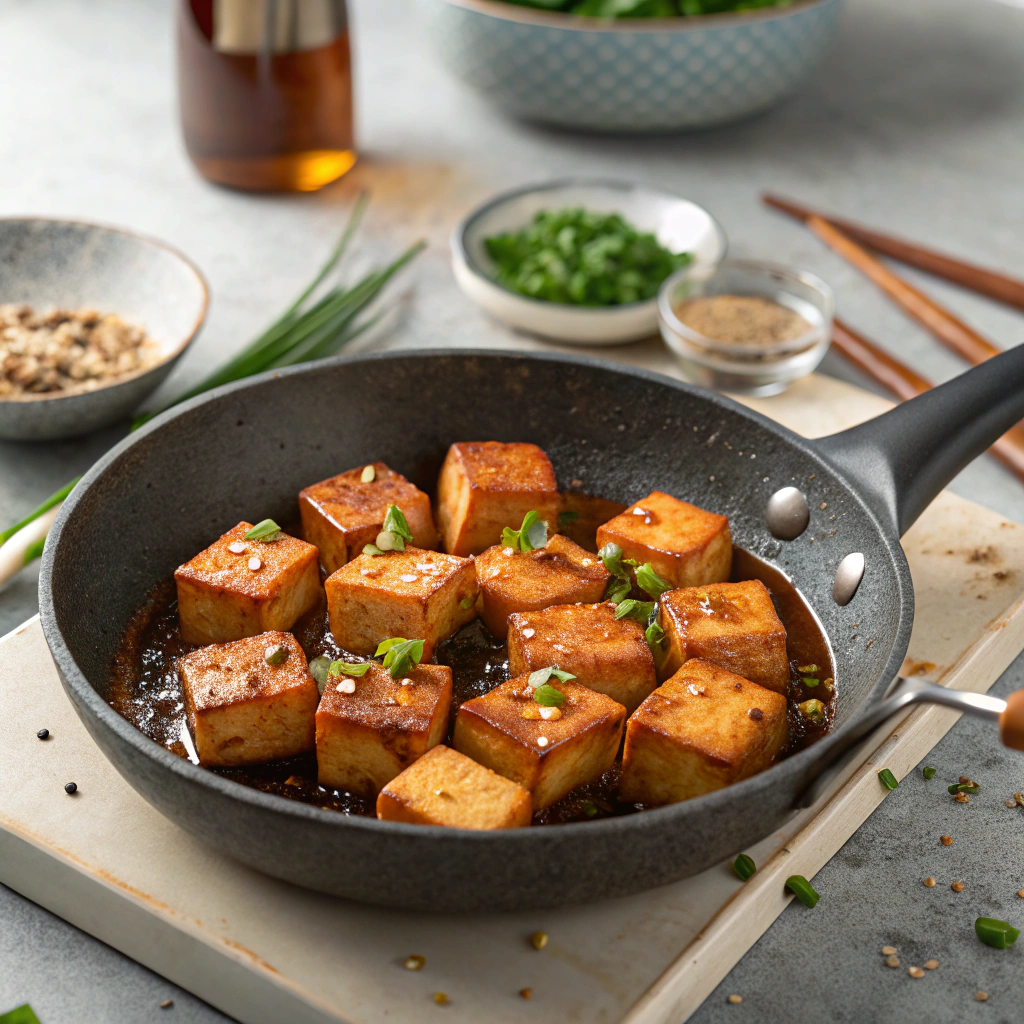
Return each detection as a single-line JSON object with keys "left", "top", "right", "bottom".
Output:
{"left": 0, "top": 193, "right": 425, "bottom": 591}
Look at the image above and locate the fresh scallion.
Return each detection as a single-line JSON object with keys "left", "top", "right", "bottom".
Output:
{"left": 533, "top": 684, "right": 566, "bottom": 707}
{"left": 785, "top": 875, "right": 820, "bottom": 908}
{"left": 501, "top": 510, "right": 549, "bottom": 553}
{"left": 263, "top": 644, "right": 288, "bottom": 666}
{"left": 360, "top": 465, "right": 376, "bottom": 483}
{"left": 329, "top": 660, "right": 371, "bottom": 678}
{"left": 635, "top": 562, "right": 671, "bottom": 599}
{"left": 375, "top": 637, "right": 424, "bottom": 678}
{"left": 527, "top": 666, "right": 576, "bottom": 688}
{"left": 802, "top": 676, "right": 820, "bottom": 688}
{"left": 245, "top": 519, "right": 282, "bottom": 542}
{"left": 309, "top": 656, "right": 332, "bottom": 693}
{"left": 975, "top": 917, "right": 1020, "bottom": 949}
{"left": 797, "top": 699, "right": 826, "bottom": 725}
{"left": 923, "top": 766, "right": 937, "bottom": 780}
{"left": 459, "top": 596, "right": 477, "bottom": 610}
{"left": 878, "top": 769, "right": 899, "bottom": 791}
{"left": 732, "top": 854, "right": 757, "bottom": 881}
{"left": 949, "top": 782, "right": 980, "bottom": 795}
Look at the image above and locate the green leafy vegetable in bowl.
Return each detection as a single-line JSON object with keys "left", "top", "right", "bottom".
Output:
{"left": 500, "top": 0, "right": 793, "bottom": 17}
{"left": 485, "top": 207, "right": 691, "bottom": 306}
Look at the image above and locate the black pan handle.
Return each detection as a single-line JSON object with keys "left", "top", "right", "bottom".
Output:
{"left": 813, "top": 344, "right": 1024, "bottom": 536}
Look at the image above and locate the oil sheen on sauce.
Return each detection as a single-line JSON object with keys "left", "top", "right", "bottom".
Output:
{"left": 108, "top": 546, "right": 835, "bottom": 826}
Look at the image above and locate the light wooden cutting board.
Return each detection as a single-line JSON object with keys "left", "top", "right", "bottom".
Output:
{"left": 2, "top": 372, "right": 1023, "bottom": 1024}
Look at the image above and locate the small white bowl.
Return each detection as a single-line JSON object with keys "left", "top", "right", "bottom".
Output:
{"left": 451, "top": 179, "right": 727, "bottom": 346}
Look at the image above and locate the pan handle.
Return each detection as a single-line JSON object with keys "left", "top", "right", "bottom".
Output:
{"left": 813, "top": 343, "right": 1024, "bottom": 536}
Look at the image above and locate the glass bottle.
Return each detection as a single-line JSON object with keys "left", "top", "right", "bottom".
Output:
{"left": 177, "top": 0, "right": 356, "bottom": 192}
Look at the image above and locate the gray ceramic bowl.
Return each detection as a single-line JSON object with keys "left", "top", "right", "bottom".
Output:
{"left": 0, "top": 218, "right": 208, "bottom": 441}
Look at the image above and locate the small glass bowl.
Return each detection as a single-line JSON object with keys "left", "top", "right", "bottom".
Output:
{"left": 657, "top": 259, "right": 834, "bottom": 397}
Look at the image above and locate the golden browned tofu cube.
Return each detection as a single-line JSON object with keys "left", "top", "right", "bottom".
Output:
{"left": 658, "top": 580, "right": 789, "bottom": 691}
{"left": 299, "top": 462, "right": 438, "bottom": 575}
{"left": 174, "top": 522, "right": 321, "bottom": 645}
{"left": 618, "top": 659, "right": 788, "bottom": 806}
{"left": 507, "top": 602, "right": 656, "bottom": 713}
{"left": 453, "top": 675, "right": 626, "bottom": 810}
{"left": 475, "top": 534, "right": 609, "bottom": 641}
{"left": 178, "top": 632, "right": 318, "bottom": 767}
{"left": 324, "top": 547, "right": 477, "bottom": 659}
{"left": 316, "top": 661, "right": 451, "bottom": 797}
{"left": 376, "top": 745, "right": 532, "bottom": 830}
{"left": 436, "top": 441, "right": 561, "bottom": 556}
{"left": 596, "top": 491, "right": 732, "bottom": 592}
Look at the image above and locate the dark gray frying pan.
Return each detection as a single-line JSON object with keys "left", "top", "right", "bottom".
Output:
{"left": 39, "top": 347, "right": 1024, "bottom": 912}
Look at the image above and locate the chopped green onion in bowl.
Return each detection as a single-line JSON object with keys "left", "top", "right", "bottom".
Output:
{"left": 485, "top": 208, "right": 691, "bottom": 307}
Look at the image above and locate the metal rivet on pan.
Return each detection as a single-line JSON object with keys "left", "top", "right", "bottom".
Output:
{"left": 766, "top": 486, "right": 809, "bottom": 540}
{"left": 833, "top": 553, "right": 865, "bottom": 606}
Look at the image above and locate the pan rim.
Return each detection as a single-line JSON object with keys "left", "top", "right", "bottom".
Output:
{"left": 39, "top": 347, "right": 914, "bottom": 844}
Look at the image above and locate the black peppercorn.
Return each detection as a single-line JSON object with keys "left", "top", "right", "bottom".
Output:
{"left": 37, "top": 728, "right": 49, "bottom": 740}
{"left": 64, "top": 782, "right": 77, "bottom": 795}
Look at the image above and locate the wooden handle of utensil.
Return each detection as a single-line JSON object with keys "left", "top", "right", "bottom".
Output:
{"left": 1000, "top": 690, "right": 1024, "bottom": 752}
{"left": 832, "top": 319, "right": 931, "bottom": 402}
{"left": 809, "top": 216, "right": 1001, "bottom": 366}
{"left": 762, "top": 193, "right": 1024, "bottom": 314}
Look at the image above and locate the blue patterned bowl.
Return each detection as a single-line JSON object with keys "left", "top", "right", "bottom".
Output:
{"left": 424, "top": 0, "right": 841, "bottom": 133}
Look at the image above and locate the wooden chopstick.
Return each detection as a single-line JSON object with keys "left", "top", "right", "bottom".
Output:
{"left": 831, "top": 318, "right": 1024, "bottom": 483}
{"left": 763, "top": 193, "right": 1024, "bottom": 314}
{"left": 807, "top": 215, "right": 1000, "bottom": 367}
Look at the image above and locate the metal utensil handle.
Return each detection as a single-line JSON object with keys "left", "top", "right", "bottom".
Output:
{"left": 794, "top": 680, "right": 1018, "bottom": 808}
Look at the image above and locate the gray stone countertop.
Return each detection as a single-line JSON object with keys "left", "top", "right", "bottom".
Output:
{"left": 2, "top": 0, "right": 1023, "bottom": 1020}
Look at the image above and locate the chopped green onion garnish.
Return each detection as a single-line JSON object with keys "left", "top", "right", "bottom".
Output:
{"left": 878, "top": 769, "right": 898, "bottom": 791}
{"left": 614, "top": 598, "right": 656, "bottom": 624}
{"left": 360, "top": 465, "right": 376, "bottom": 483}
{"left": 796, "top": 664, "right": 819, "bottom": 674}
{"left": 245, "top": 519, "right": 282, "bottom": 542}
{"left": 802, "top": 676, "right": 820, "bottom": 688}
{"left": 533, "top": 684, "right": 566, "bottom": 707}
{"left": 362, "top": 543, "right": 385, "bottom": 556}
{"left": 599, "top": 542, "right": 642, "bottom": 605}
{"left": 558, "top": 510, "right": 579, "bottom": 527}
{"left": 975, "top": 917, "right": 1020, "bottom": 949}
{"left": 459, "top": 596, "right": 476, "bottom": 610}
{"left": 375, "top": 637, "right": 424, "bottom": 677}
{"left": 329, "top": 660, "right": 370, "bottom": 678}
{"left": 948, "top": 782, "right": 980, "bottom": 795}
{"left": 923, "top": 766, "right": 937, "bottom": 780}
{"left": 263, "top": 644, "right": 288, "bottom": 666}
{"left": 635, "top": 562, "right": 671, "bottom": 599}
{"left": 785, "top": 875, "right": 820, "bottom": 908}
{"left": 309, "top": 656, "right": 331, "bottom": 693}
{"left": 375, "top": 504, "right": 413, "bottom": 552}
{"left": 0, "top": 1006, "right": 43, "bottom": 1024}
{"left": 501, "top": 510, "right": 549, "bottom": 553}
{"left": 645, "top": 619, "right": 666, "bottom": 653}
{"left": 732, "top": 854, "right": 757, "bottom": 881}
{"left": 527, "top": 666, "right": 576, "bottom": 688}
{"left": 797, "top": 698, "right": 825, "bottom": 724}
{"left": 583, "top": 801, "right": 599, "bottom": 818}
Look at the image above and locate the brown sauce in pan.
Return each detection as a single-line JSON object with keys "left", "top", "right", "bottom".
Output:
{"left": 108, "top": 542, "right": 835, "bottom": 826}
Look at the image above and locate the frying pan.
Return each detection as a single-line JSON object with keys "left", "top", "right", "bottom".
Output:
{"left": 39, "top": 347, "right": 1024, "bottom": 911}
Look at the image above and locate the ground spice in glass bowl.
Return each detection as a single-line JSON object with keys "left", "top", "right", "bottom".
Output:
{"left": 657, "top": 259, "right": 834, "bottom": 397}
{"left": 0, "top": 303, "right": 160, "bottom": 398}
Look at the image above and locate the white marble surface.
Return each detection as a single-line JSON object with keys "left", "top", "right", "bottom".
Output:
{"left": 2, "top": 0, "right": 1024, "bottom": 1021}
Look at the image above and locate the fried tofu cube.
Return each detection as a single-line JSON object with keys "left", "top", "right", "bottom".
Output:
{"left": 316, "top": 661, "right": 451, "bottom": 797}
{"left": 376, "top": 745, "right": 532, "bottom": 829}
{"left": 453, "top": 675, "right": 626, "bottom": 810}
{"left": 299, "top": 462, "right": 438, "bottom": 575}
{"left": 475, "top": 534, "right": 609, "bottom": 641}
{"left": 507, "top": 602, "right": 657, "bottom": 713}
{"left": 618, "top": 659, "right": 788, "bottom": 805}
{"left": 658, "top": 580, "right": 789, "bottom": 691}
{"left": 324, "top": 547, "right": 477, "bottom": 659}
{"left": 596, "top": 491, "right": 732, "bottom": 592}
{"left": 174, "top": 522, "right": 321, "bottom": 645}
{"left": 559, "top": 492, "right": 628, "bottom": 552}
{"left": 178, "top": 632, "right": 318, "bottom": 767}
{"left": 436, "top": 441, "right": 561, "bottom": 556}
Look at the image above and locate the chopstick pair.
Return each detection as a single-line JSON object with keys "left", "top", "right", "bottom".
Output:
{"left": 763, "top": 193, "right": 1024, "bottom": 484}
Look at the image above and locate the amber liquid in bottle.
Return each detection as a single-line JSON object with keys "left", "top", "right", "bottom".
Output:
{"left": 177, "top": 0, "right": 356, "bottom": 192}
